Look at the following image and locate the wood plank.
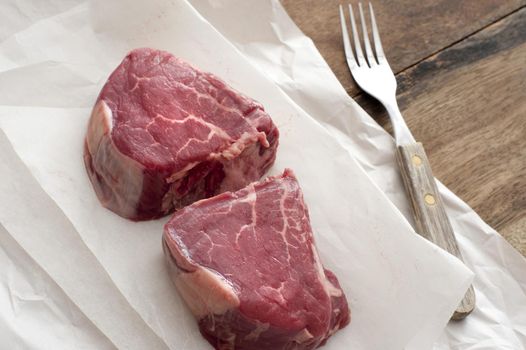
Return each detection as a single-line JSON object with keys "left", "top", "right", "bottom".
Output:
{"left": 357, "top": 8, "right": 526, "bottom": 255}
{"left": 281, "top": 0, "right": 526, "bottom": 96}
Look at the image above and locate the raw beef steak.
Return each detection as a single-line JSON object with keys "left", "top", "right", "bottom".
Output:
{"left": 84, "top": 48, "right": 279, "bottom": 220}
{"left": 163, "top": 169, "right": 350, "bottom": 350}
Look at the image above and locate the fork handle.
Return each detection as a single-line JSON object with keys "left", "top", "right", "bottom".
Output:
{"left": 396, "top": 142, "right": 475, "bottom": 320}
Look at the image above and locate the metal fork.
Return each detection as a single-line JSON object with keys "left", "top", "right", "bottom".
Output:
{"left": 339, "top": 3, "right": 475, "bottom": 320}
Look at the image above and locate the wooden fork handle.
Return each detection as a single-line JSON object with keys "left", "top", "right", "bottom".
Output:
{"left": 396, "top": 142, "right": 475, "bottom": 320}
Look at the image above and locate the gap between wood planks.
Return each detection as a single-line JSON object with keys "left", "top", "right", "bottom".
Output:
{"left": 350, "top": 4, "right": 526, "bottom": 99}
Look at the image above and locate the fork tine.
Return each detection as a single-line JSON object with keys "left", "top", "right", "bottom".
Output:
{"left": 369, "top": 2, "right": 386, "bottom": 62}
{"left": 339, "top": 4, "right": 357, "bottom": 68}
{"left": 358, "top": 3, "right": 376, "bottom": 66}
{"left": 348, "top": 4, "right": 366, "bottom": 67}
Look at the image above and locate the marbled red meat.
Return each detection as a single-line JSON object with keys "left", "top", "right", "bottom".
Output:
{"left": 84, "top": 48, "right": 279, "bottom": 220}
{"left": 163, "top": 169, "right": 350, "bottom": 350}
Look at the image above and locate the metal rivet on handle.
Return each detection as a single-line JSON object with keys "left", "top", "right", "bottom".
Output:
{"left": 424, "top": 193, "right": 436, "bottom": 205}
{"left": 412, "top": 155, "right": 422, "bottom": 165}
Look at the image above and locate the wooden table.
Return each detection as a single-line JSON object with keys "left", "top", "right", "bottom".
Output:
{"left": 281, "top": 0, "right": 526, "bottom": 256}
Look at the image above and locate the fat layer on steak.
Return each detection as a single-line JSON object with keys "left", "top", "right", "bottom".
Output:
{"left": 84, "top": 48, "right": 279, "bottom": 220}
{"left": 163, "top": 169, "right": 350, "bottom": 350}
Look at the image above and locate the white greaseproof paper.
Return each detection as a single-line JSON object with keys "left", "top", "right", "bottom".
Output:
{"left": 0, "top": 130, "right": 169, "bottom": 350}
{"left": 188, "top": 1, "right": 526, "bottom": 349}
{"left": 0, "top": 0, "right": 474, "bottom": 349}
{"left": 0, "top": 224, "right": 114, "bottom": 350}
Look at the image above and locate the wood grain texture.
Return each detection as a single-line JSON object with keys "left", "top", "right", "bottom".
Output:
{"left": 281, "top": 1, "right": 526, "bottom": 256}
{"left": 396, "top": 143, "right": 475, "bottom": 319}
{"left": 281, "top": 0, "right": 526, "bottom": 96}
